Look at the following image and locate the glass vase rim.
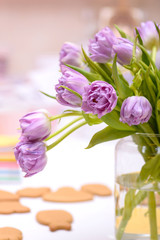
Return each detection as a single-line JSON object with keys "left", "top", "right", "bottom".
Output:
{"left": 115, "top": 132, "right": 160, "bottom": 147}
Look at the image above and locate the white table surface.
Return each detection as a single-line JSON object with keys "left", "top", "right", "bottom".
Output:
{"left": 0, "top": 123, "right": 118, "bottom": 240}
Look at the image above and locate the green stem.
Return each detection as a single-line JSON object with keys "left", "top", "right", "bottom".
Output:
{"left": 45, "top": 116, "right": 83, "bottom": 141}
{"left": 47, "top": 121, "right": 87, "bottom": 151}
{"left": 139, "top": 61, "right": 157, "bottom": 80}
{"left": 116, "top": 190, "right": 147, "bottom": 240}
{"left": 130, "top": 85, "right": 139, "bottom": 96}
{"left": 148, "top": 192, "right": 158, "bottom": 240}
{"left": 151, "top": 46, "right": 157, "bottom": 63}
{"left": 40, "top": 91, "right": 56, "bottom": 100}
{"left": 49, "top": 112, "right": 82, "bottom": 121}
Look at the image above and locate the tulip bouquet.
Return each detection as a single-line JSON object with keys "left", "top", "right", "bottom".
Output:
{"left": 15, "top": 21, "right": 160, "bottom": 240}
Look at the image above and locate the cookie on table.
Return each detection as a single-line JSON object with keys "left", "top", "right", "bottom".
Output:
{"left": 43, "top": 187, "right": 93, "bottom": 202}
{"left": 0, "top": 201, "right": 30, "bottom": 214}
{"left": 81, "top": 184, "right": 112, "bottom": 196}
{"left": 0, "top": 227, "right": 23, "bottom": 240}
{"left": 16, "top": 187, "right": 51, "bottom": 198}
{"left": 36, "top": 210, "right": 73, "bottom": 231}
{"left": 0, "top": 190, "right": 19, "bottom": 201}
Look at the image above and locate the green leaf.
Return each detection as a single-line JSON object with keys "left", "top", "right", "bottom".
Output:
{"left": 132, "top": 133, "right": 157, "bottom": 162}
{"left": 97, "top": 63, "right": 112, "bottom": 78}
{"left": 82, "top": 112, "right": 102, "bottom": 126}
{"left": 66, "top": 64, "right": 102, "bottom": 82}
{"left": 135, "top": 28, "right": 143, "bottom": 45}
{"left": 62, "top": 109, "right": 82, "bottom": 114}
{"left": 145, "top": 69, "right": 156, "bottom": 104}
{"left": 154, "top": 22, "right": 160, "bottom": 40}
{"left": 138, "top": 154, "right": 160, "bottom": 183}
{"left": 138, "top": 64, "right": 156, "bottom": 105}
{"left": 135, "top": 28, "right": 151, "bottom": 66}
{"left": 40, "top": 91, "right": 56, "bottom": 100}
{"left": 115, "top": 25, "right": 127, "bottom": 38}
{"left": 81, "top": 48, "right": 113, "bottom": 84}
{"left": 132, "top": 35, "right": 139, "bottom": 62}
{"left": 86, "top": 126, "right": 135, "bottom": 149}
{"left": 156, "top": 97, "right": 160, "bottom": 133}
{"left": 59, "top": 85, "right": 82, "bottom": 99}
{"left": 101, "top": 110, "right": 136, "bottom": 131}
{"left": 132, "top": 70, "right": 142, "bottom": 89}
{"left": 138, "top": 43, "right": 157, "bottom": 69}
{"left": 112, "top": 55, "right": 133, "bottom": 99}
{"left": 157, "top": 99, "right": 160, "bottom": 111}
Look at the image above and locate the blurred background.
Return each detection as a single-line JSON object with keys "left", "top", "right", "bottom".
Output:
{"left": 0, "top": 0, "right": 159, "bottom": 182}
{"left": 0, "top": 0, "right": 159, "bottom": 75}
{"left": 0, "top": 1, "right": 159, "bottom": 239}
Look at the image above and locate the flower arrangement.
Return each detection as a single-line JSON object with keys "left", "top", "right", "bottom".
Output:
{"left": 15, "top": 21, "right": 160, "bottom": 240}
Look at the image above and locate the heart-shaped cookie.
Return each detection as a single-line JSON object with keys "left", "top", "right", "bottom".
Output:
{"left": 0, "top": 227, "right": 23, "bottom": 240}
{"left": 0, "top": 201, "right": 30, "bottom": 214}
{"left": 36, "top": 210, "right": 73, "bottom": 231}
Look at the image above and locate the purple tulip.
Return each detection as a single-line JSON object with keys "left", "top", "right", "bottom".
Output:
{"left": 14, "top": 141, "right": 47, "bottom": 177}
{"left": 120, "top": 96, "right": 152, "bottom": 126}
{"left": 55, "top": 66, "right": 88, "bottom": 107}
{"left": 59, "top": 42, "right": 82, "bottom": 69}
{"left": 19, "top": 110, "right": 51, "bottom": 141}
{"left": 82, "top": 80, "right": 117, "bottom": 118}
{"left": 136, "top": 21, "right": 159, "bottom": 50}
{"left": 88, "top": 27, "right": 117, "bottom": 63}
{"left": 113, "top": 38, "right": 141, "bottom": 65}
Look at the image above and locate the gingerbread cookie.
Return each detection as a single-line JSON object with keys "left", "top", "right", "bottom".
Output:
{"left": 0, "top": 190, "right": 19, "bottom": 201}
{"left": 43, "top": 187, "right": 93, "bottom": 202}
{"left": 16, "top": 187, "right": 51, "bottom": 198}
{"left": 0, "top": 227, "right": 23, "bottom": 240}
{"left": 81, "top": 184, "right": 112, "bottom": 196}
{"left": 36, "top": 210, "right": 73, "bottom": 231}
{"left": 0, "top": 201, "right": 30, "bottom": 214}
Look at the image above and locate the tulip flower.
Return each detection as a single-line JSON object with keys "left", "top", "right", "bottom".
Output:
{"left": 19, "top": 110, "right": 51, "bottom": 141}
{"left": 82, "top": 80, "right": 117, "bottom": 118}
{"left": 14, "top": 141, "right": 47, "bottom": 177}
{"left": 120, "top": 96, "right": 152, "bottom": 126}
{"left": 88, "top": 27, "right": 117, "bottom": 63}
{"left": 55, "top": 66, "right": 88, "bottom": 107}
{"left": 113, "top": 38, "right": 141, "bottom": 65}
{"left": 136, "top": 21, "right": 159, "bottom": 50}
{"left": 59, "top": 42, "right": 82, "bottom": 69}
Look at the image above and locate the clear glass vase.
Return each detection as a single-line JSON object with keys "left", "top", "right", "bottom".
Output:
{"left": 115, "top": 133, "right": 160, "bottom": 240}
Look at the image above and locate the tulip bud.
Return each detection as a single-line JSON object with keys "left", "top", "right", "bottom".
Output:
{"left": 59, "top": 42, "right": 82, "bottom": 69}
{"left": 55, "top": 66, "right": 88, "bottom": 108}
{"left": 14, "top": 141, "right": 47, "bottom": 177}
{"left": 136, "top": 21, "right": 159, "bottom": 50}
{"left": 113, "top": 38, "right": 141, "bottom": 65}
{"left": 120, "top": 96, "right": 152, "bottom": 126}
{"left": 88, "top": 27, "right": 117, "bottom": 63}
{"left": 19, "top": 110, "right": 51, "bottom": 141}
